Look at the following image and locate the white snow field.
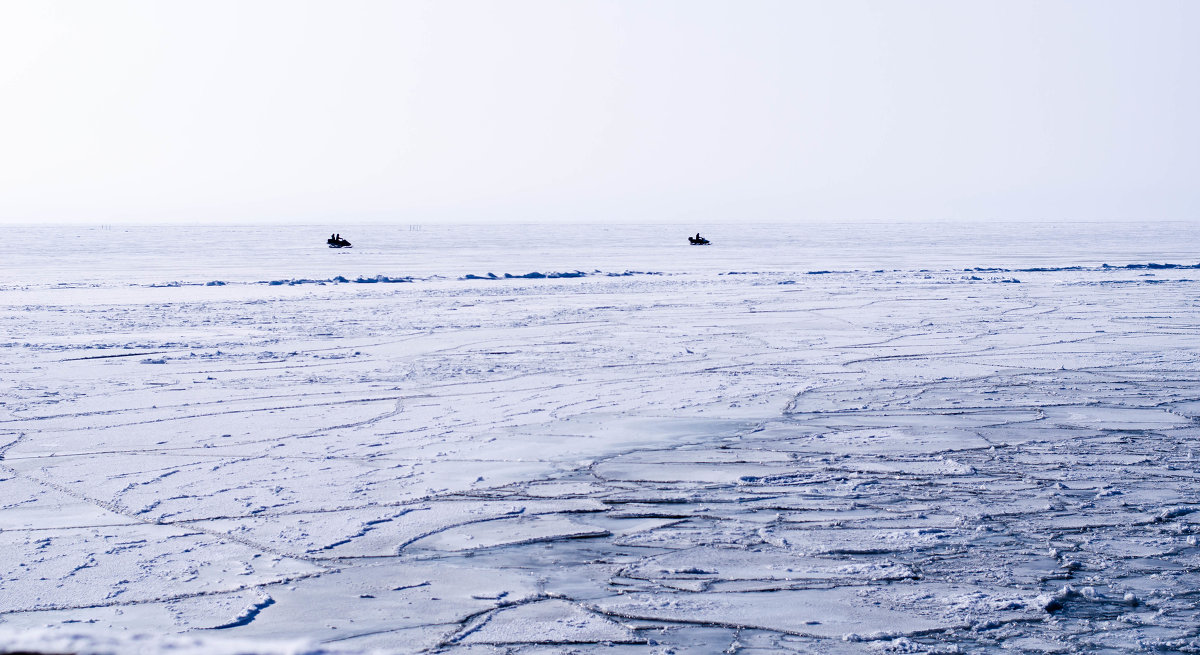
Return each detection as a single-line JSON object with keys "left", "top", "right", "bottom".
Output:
{"left": 3, "top": 222, "right": 1200, "bottom": 654}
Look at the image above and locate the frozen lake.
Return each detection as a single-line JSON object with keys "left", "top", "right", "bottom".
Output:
{"left": 3, "top": 222, "right": 1200, "bottom": 653}
{"left": 6, "top": 220, "right": 1200, "bottom": 287}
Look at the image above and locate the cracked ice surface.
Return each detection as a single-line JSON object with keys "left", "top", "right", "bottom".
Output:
{"left": 4, "top": 224, "right": 1200, "bottom": 653}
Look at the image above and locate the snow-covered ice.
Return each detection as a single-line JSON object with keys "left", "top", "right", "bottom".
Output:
{"left": 3, "top": 222, "right": 1200, "bottom": 653}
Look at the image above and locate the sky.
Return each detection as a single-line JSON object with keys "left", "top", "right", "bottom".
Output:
{"left": 0, "top": 0, "right": 1197, "bottom": 225}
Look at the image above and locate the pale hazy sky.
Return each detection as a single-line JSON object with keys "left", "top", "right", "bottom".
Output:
{"left": 0, "top": 1, "right": 1196, "bottom": 224}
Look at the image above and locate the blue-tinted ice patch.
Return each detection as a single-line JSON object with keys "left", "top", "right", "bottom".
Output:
{"left": 1103, "top": 262, "right": 1200, "bottom": 270}
{"left": 958, "top": 263, "right": 1200, "bottom": 273}
{"left": 264, "top": 275, "right": 413, "bottom": 285}
{"left": 463, "top": 271, "right": 587, "bottom": 280}
{"left": 459, "top": 270, "right": 660, "bottom": 280}
{"left": 348, "top": 275, "right": 414, "bottom": 283}
{"left": 130, "top": 270, "right": 666, "bottom": 288}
